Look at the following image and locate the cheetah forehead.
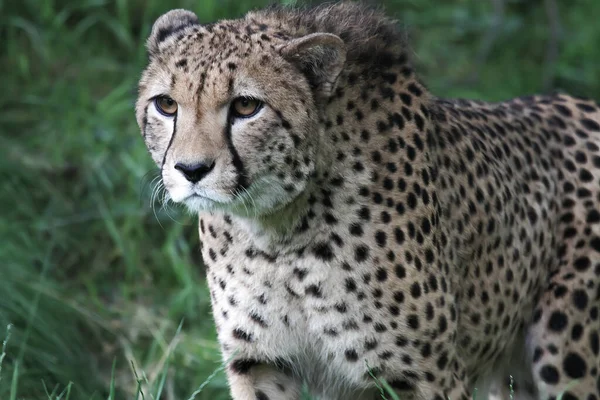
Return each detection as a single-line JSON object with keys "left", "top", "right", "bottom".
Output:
{"left": 145, "top": 2, "right": 409, "bottom": 72}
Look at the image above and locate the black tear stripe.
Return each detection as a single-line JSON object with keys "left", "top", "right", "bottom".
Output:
{"left": 161, "top": 112, "right": 178, "bottom": 170}
{"left": 141, "top": 107, "right": 148, "bottom": 139}
{"left": 225, "top": 112, "right": 249, "bottom": 193}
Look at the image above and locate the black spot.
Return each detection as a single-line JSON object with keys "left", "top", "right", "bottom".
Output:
{"left": 407, "top": 192, "right": 418, "bottom": 209}
{"left": 345, "top": 278, "right": 357, "bottom": 292}
{"left": 400, "top": 92, "right": 412, "bottom": 106}
{"left": 383, "top": 177, "right": 394, "bottom": 190}
{"left": 590, "top": 332, "right": 599, "bottom": 355}
{"left": 324, "top": 212, "right": 338, "bottom": 225}
{"left": 582, "top": 118, "right": 600, "bottom": 131}
{"left": 175, "top": 58, "right": 188, "bottom": 68}
{"left": 255, "top": 390, "right": 269, "bottom": 400}
{"left": 381, "top": 211, "right": 391, "bottom": 224}
{"left": 532, "top": 347, "right": 544, "bottom": 363}
{"left": 408, "top": 83, "right": 422, "bottom": 96}
{"left": 312, "top": 242, "right": 334, "bottom": 261}
{"left": 591, "top": 237, "right": 600, "bottom": 252}
{"left": 293, "top": 267, "right": 308, "bottom": 281}
{"left": 424, "top": 248, "right": 435, "bottom": 264}
{"left": 574, "top": 256, "right": 591, "bottom": 271}
{"left": 349, "top": 223, "right": 364, "bottom": 236}
{"left": 365, "top": 339, "right": 378, "bottom": 350}
{"left": 358, "top": 207, "right": 371, "bottom": 221}
{"left": 438, "top": 315, "right": 447, "bottom": 334}
{"left": 410, "top": 282, "right": 421, "bottom": 298}
{"left": 580, "top": 168, "right": 594, "bottom": 182}
{"left": 563, "top": 352, "right": 587, "bottom": 379}
{"left": 425, "top": 303, "right": 434, "bottom": 320}
{"left": 395, "top": 228, "right": 405, "bottom": 244}
{"left": 389, "top": 379, "right": 415, "bottom": 391}
{"left": 230, "top": 359, "right": 259, "bottom": 374}
{"left": 355, "top": 245, "right": 369, "bottom": 262}
{"left": 414, "top": 113, "right": 425, "bottom": 131}
{"left": 548, "top": 311, "right": 568, "bottom": 332}
{"left": 335, "top": 302, "right": 348, "bottom": 313}
{"left": 208, "top": 248, "right": 217, "bottom": 262}
{"left": 571, "top": 324, "right": 583, "bottom": 341}
{"left": 395, "top": 264, "right": 406, "bottom": 279}
{"left": 305, "top": 284, "right": 323, "bottom": 298}
{"left": 572, "top": 290, "right": 589, "bottom": 310}
{"left": 407, "top": 314, "right": 419, "bottom": 330}
{"left": 345, "top": 349, "right": 359, "bottom": 361}
{"left": 560, "top": 392, "right": 578, "bottom": 400}
{"left": 375, "top": 231, "right": 387, "bottom": 247}
{"left": 290, "top": 133, "right": 301, "bottom": 147}
{"left": 394, "top": 290, "right": 405, "bottom": 303}
{"left": 232, "top": 328, "right": 253, "bottom": 342}
{"left": 587, "top": 209, "right": 600, "bottom": 223}
{"left": 539, "top": 365, "right": 559, "bottom": 384}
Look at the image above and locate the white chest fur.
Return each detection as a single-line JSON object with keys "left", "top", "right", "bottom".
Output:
{"left": 198, "top": 213, "right": 392, "bottom": 395}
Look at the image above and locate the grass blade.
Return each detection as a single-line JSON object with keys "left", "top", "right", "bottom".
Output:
{"left": 0, "top": 324, "right": 12, "bottom": 385}
{"left": 108, "top": 359, "right": 116, "bottom": 400}
{"left": 9, "top": 361, "right": 19, "bottom": 400}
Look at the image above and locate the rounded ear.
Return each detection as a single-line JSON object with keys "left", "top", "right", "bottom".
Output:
{"left": 147, "top": 9, "right": 199, "bottom": 57}
{"left": 279, "top": 33, "right": 346, "bottom": 98}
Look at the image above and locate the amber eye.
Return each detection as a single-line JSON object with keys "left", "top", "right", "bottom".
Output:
{"left": 231, "top": 97, "right": 262, "bottom": 118}
{"left": 155, "top": 96, "right": 178, "bottom": 116}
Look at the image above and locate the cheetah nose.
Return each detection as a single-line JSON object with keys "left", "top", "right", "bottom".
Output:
{"left": 174, "top": 161, "right": 215, "bottom": 183}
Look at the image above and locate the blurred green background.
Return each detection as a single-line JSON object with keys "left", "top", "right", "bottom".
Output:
{"left": 0, "top": 0, "right": 599, "bottom": 398}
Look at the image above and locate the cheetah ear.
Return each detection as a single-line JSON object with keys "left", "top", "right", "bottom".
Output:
{"left": 147, "top": 9, "right": 200, "bottom": 58}
{"left": 280, "top": 33, "right": 346, "bottom": 98}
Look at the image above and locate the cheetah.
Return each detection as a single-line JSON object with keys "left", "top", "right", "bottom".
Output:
{"left": 135, "top": 3, "right": 600, "bottom": 400}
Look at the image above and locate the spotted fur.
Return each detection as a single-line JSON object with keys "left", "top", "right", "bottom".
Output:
{"left": 135, "top": 3, "right": 600, "bottom": 400}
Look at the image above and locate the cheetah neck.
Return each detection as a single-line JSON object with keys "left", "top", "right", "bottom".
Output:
{"left": 227, "top": 69, "right": 439, "bottom": 255}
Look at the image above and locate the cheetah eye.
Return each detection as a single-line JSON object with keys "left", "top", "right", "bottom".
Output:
{"left": 231, "top": 97, "right": 262, "bottom": 118}
{"left": 155, "top": 95, "right": 178, "bottom": 116}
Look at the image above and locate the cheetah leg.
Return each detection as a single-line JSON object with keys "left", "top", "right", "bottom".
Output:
{"left": 415, "top": 359, "right": 471, "bottom": 400}
{"left": 227, "top": 359, "right": 302, "bottom": 400}
{"left": 442, "top": 368, "right": 471, "bottom": 400}
{"left": 526, "top": 249, "right": 600, "bottom": 400}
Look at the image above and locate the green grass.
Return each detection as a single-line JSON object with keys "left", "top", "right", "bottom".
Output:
{"left": 0, "top": 0, "right": 599, "bottom": 398}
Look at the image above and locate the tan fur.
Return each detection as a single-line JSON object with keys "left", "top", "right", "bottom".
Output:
{"left": 136, "top": 3, "right": 600, "bottom": 400}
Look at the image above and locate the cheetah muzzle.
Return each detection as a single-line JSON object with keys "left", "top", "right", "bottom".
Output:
{"left": 136, "top": 3, "right": 600, "bottom": 400}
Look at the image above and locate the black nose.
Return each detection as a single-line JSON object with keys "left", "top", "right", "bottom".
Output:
{"left": 174, "top": 161, "right": 215, "bottom": 183}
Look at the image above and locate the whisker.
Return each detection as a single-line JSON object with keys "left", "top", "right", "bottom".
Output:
{"left": 159, "top": 189, "right": 187, "bottom": 225}
{"left": 150, "top": 178, "right": 165, "bottom": 229}
{"left": 241, "top": 186, "right": 259, "bottom": 218}
{"left": 139, "top": 170, "right": 160, "bottom": 201}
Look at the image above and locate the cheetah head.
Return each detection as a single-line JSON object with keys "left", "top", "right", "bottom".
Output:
{"left": 136, "top": 9, "right": 346, "bottom": 217}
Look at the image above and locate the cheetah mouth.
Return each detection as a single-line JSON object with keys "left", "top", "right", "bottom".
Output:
{"left": 186, "top": 193, "right": 213, "bottom": 202}
{"left": 181, "top": 188, "right": 247, "bottom": 211}
{"left": 173, "top": 174, "right": 302, "bottom": 217}
{"left": 181, "top": 193, "right": 222, "bottom": 212}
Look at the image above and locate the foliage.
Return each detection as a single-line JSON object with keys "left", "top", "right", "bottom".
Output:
{"left": 0, "top": 0, "right": 598, "bottom": 398}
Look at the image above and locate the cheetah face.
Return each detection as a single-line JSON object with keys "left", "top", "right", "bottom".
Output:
{"left": 135, "top": 10, "right": 345, "bottom": 217}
